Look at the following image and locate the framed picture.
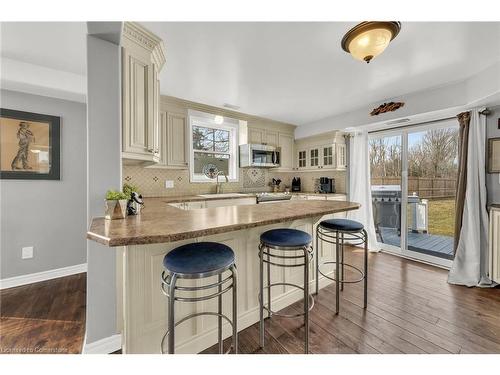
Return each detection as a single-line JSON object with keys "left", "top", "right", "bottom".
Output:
{"left": 0, "top": 109, "right": 60, "bottom": 180}
{"left": 488, "top": 137, "right": 500, "bottom": 173}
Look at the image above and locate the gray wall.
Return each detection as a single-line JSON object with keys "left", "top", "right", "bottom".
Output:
{"left": 0, "top": 90, "right": 87, "bottom": 279}
{"left": 487, "top": 105, "right": 500, "bottom": 205}
{"left": 85, "top": 32, "right": 122, "bottom": 344}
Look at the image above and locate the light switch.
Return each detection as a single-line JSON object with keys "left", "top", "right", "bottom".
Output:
{"left": 165, "top": 180, "right": 174, "bottom": 188}
{"left": 22, "top": 246, "right": 34, "bottom": 259}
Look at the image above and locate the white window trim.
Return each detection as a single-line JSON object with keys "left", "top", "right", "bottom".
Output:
{"left": 188, "top": 111, "right": 239, "bottom": 183}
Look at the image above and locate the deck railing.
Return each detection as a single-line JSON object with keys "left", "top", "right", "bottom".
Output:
{"left": 371, "top": 177, "right": 457, "bottom": 199}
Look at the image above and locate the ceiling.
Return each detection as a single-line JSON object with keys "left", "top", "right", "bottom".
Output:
{"left": 2, "top": 22, "right": 500, "bottom": 125}
{"left": 1, "top": 22, "right": 87, "bottom": 75}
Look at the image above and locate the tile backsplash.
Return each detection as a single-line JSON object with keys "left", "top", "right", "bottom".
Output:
{"left": 123, "top": 165, "right": 346, "bottom": 197}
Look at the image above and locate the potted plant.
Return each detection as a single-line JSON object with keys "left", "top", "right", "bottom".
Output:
{"left": 105, "top": 190, "right": 128, "bottom": 220}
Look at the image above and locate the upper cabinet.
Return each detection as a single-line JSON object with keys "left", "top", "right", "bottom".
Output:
{"left": 295, "top": 131, "right": 347, "bottom": 171}
{"left": 121, "top": 22, "right": 166, "bottom": 164}
{"left": 154, "top": 105, "right": 188, "bottom": 169}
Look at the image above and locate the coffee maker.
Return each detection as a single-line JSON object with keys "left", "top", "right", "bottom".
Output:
{"left": 319, "top": 177, "right": 335, "bottom": 194}
{"left": 291, "top": 177, "right": 301, "bottom": 192}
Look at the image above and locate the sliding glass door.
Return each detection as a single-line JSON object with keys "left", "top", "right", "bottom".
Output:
{"left": 369, "top": 120, "right": 459, "bottom": 267}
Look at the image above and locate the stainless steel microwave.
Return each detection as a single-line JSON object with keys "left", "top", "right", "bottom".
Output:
{"left": 239, "top": 144, "right": 280, "bottom": 168}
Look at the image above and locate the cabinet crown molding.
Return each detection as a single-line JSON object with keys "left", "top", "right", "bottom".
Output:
{"left": 123, "top": 22, "right": 166, "bottom": 69}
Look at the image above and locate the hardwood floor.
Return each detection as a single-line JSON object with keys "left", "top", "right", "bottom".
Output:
{"left": 0, "top": 273, "right": 86, "bottom": 354}
{"left": 204, "top": 249, "right": 500, "bottom": 354}
{"left": 1, "top": 251, "right": 499, "bottom": 355}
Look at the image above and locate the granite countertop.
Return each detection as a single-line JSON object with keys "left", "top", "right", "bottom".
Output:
{"left": 87, "top": 197, "right": 360, "bottom": 247}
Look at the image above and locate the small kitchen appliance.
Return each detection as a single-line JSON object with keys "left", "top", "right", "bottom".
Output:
{"left": 239, "top": 144, "right": 280, "bottom": 168}
{"left": 291, "top": 177, "right": 301, "bottom": 192}
{"left": 318, "top": 177, "right": 335, "bottom": 194}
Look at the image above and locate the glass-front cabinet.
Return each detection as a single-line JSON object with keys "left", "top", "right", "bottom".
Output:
{"left": 294, "top": 131, "right": 347, "bottom": 171}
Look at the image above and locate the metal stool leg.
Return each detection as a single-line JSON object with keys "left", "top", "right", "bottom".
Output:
{"left": 340, "top": 232, "right": 345, "bottom": 292}
{"left": 363, "top": 229, "right": 368, "bottom": 309}
{"left": 267, "top": 249, "right": 271, "bottom": 319}
{"left": 303, "top": 246, "right": 310, "bottom": 354}
{"left": 315, "top": 226, "right": 320, "bottom": 296}
{"left": 259, "top": 244, "right": 265, "bottom": 348}
{"left": 218, "top": 273, "right": 223, "bottom": 354}
{"left": 231, "top": 265, "right": 238, "bottom": 354}
{"left": 168, "top": 274, "right": 178, "bottom": 354}
{"left": 335, "top": 231, "right": 340, "bottom": 315}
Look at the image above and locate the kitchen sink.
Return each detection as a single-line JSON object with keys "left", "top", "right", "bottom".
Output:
{"left": 197, "top": 193, "right": 249, "bottom": 198}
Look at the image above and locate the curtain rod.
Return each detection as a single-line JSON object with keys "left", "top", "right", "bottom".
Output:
{"left": 367, "top": 107, "right": 490, "bottom": 135}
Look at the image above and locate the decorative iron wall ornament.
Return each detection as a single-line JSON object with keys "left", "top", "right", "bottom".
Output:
{"left": 370, "top": 102, "right": 405, "bottom": 116}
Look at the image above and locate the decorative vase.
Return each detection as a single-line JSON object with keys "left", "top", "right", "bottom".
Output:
{"left": 104, "top": 199, "right": 128, "bottom": 220}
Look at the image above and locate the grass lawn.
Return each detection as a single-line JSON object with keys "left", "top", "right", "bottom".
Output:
{"left": 427, "top": 198, "right": 456, "bottom": 237}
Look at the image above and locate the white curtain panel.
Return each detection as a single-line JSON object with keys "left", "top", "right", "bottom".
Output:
{"left": 448, "top": 109, "right": 493, "bottom": 287}
{"left": 348, "top": 130, "right": 380, "bottom": 252}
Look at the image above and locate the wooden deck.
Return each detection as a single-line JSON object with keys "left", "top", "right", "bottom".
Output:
{"left": 379, "top": 227, "right": 454, "bottom": 259}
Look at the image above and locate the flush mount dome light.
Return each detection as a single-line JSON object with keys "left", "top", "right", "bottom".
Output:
{"left": 341, "top": 21, "right": 401, "bottom": 63}
{"left": 214, "top": 115, "right": 224, "bottom": 124}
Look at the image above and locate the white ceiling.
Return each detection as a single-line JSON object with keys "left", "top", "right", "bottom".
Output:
{"left": 1, "top": 22, "right": 87, "bottom": 75}
{"left": 1, "top": 22, "right": 500, "bottom": 125}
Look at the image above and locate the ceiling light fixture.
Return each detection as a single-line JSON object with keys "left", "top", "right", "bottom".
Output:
{"left": 214, "top": 115, "right": 224, "bottom": 124}
{"left": 341, "top": 21, "right": 401, "bottom": 63}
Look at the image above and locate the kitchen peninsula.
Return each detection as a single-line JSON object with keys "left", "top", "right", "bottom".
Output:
{"left": 87, "top": 196, "right": 360, "bottom": 353}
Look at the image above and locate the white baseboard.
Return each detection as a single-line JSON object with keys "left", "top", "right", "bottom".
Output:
{"left": 83, "top": 334, "right": 122, "bottom": 354}
{"left": 0, "top": 263, "right": 87, "bottom": 290}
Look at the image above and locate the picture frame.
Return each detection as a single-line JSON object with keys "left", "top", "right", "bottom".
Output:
{"left": 0, "top": 108, "right": 60, "bottom": 180}
{"left": 488, "top": 137, "right": 500, "bottom": 173}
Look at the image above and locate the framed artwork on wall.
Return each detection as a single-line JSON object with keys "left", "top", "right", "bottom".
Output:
{"left": 488, "top": 137, "right": 500, "bottom": 173}
{"left": 0, "top": 108, "right": 60, "bottom": 180}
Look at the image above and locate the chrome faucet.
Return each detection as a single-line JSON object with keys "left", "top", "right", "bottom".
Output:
{"left": 215, "top": 171, "right": 229, "bottom": 194}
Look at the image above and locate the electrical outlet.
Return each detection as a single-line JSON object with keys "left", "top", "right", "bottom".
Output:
{"left": 22, "top": 246, "right": 34, "bottom": 259}
{"left": 165, "top": 180, "right": 174, "bottom": 188}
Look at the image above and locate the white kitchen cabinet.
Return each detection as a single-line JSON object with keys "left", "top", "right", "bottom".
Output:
{"left": 151, "top": 110, "right": 188, "bottom": 169}
{"left": 265, "top": 130, "right": 279, "bottom": 146}
{"left": 121, "top": 22, "right": 166, "bottom": 164}
{"left": 295, "top": 131, "right": 347, "bottom": 171}
{"left": 167, "top": 112, "right": 188, "bottom": 167}
{"left": 248, "top": 128, "right": 265, "bottom": 144}
{"left": 274, "top": 132, "right": 294, "bottom": 171}
{"left": 336, "top": 143, "right": 347, "bottom": 170}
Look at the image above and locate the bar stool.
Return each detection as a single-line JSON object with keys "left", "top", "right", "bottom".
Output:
{"left": 259, "top": 228, "right": 314, "bottom": 354}
{"left": 160, "top": 242, "right": 238, "bottom": 354}
{"left": 315, "top": 219, "right": 368, "bottom": 314}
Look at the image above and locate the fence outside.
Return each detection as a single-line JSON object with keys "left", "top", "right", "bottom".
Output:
{"left": 371, "top": 177, "right": 456, "bottom": 199}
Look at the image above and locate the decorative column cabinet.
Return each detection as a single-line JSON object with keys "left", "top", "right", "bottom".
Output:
{"left": 490, "top": 205, "right": 500, "bottom": 283}
{"left": 121, "top": 22, "right": 166, "bottom": 164}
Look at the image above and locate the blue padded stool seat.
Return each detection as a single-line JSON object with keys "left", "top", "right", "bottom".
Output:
{"left": 320, "top": 218, "right": 364, "bottom": 232}
{"left": 163, "top": 242, "right": 235, "bottom": 275}
{"left": 260, "top": 228, "right": 312, "bottom": 248}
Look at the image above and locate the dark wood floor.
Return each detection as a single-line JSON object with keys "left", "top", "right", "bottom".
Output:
{"left": 204, "top": 249, "right": 500, "bottom": 354}
{"left": 2, "top": 251, "right": 499, "bottom": 355}
{"left": 0, "top": 273, "right": 86, "bottom": 354}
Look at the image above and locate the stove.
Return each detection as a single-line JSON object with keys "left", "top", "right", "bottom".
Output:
{"left": 256, "top": 192, "right": 292, "bottom": 203}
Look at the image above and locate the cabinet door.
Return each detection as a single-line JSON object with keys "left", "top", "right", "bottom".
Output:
{"left": 122, "top": 48, "right": 153, "bottom": 156}
{"left": 322, "top": 145, "right": 334, "bottom": 168}
{"left": 248, "top": 128, "right": 265, "bottom": 144}
{"left": 297, "top": 150, "right": 307, "bottom": 169}
{"left": 151, "top": 75, "right": 161, "bottom": 161}
{"left": 158, "top": 111, "right": 168, "bottom": 165}
{"left": 309, "top": 148, "right": 320, "bottom": 168}
{"left": 265, "top": 131, "right": 279, "bottom": 146}
{"left": 336, "top": 143, "right": 347, "bottom": 169}
{"left": 278, "top": 133, "right": 294, "bottom": 169}
{"left": 167, "top": 112, "right": 188, "bottom": 167}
